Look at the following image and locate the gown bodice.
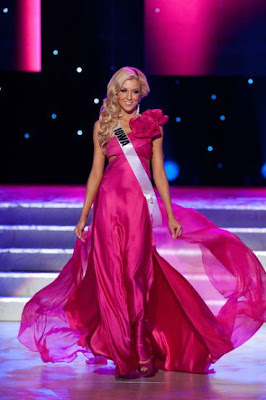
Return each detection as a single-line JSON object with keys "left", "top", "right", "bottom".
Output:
{"left": 106, "top": 109, "right": 169, "bottom": 161}
{"left": 106, "top": 133, "right": 153, "bottom": 160}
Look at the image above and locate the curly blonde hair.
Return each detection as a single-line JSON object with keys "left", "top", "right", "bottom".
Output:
{"left": 98, "top": 66, "right": 150, "bottom": 148}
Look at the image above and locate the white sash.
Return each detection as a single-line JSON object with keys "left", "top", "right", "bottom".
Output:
{"left": 113, "top": 124, "right": 162, "bottom": 227}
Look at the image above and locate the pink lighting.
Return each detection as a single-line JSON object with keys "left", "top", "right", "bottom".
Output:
{"left": 145, "top": 0, "right": 266, "bottom": 75}
{"left": 15, "top": 0, "right": 42, "bottom": 72}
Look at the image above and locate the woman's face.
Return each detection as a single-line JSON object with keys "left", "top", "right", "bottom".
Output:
{"left": 117, "top": 78, "right": 141, "bottom": 115}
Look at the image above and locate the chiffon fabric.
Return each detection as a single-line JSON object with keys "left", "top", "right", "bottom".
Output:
{"left": 18, "top": 109, "right": 266, "bottom": 379}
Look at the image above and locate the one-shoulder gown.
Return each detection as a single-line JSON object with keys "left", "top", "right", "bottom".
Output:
{"left": 18, "top": 109, "right": 266, "bottom": 379}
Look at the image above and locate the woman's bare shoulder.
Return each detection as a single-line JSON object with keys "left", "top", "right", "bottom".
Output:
{"left": 94, "top": 120, "right": 100, "bottom": 129}
{"left": 93, "top": 120, "right": 101, "bottom": 137}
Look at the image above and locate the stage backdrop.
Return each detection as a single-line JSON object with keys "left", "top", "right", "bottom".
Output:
{"left": 0, "top": 0, "right": 265, "bottom": 186}
{"left": 0, "top": 0, "right": 41, "bottom": 71}
{"left": 145, "top": 0, "right": 266, "bottom": 76}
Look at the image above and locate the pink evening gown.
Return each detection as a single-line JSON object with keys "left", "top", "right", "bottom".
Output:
{"left": 18, "top": 109, "right": 266, "bottom": 379}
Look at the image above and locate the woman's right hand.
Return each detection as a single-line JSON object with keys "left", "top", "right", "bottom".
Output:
{"left": 74, "top": 219, "right": 87, "bottom": 242}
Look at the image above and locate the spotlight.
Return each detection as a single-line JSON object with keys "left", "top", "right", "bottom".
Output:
{"left": 164, "top": 160, "right": 180, "bottom": 181}
{"left": 77, "top": 130, "right": 83, "bottom": 135}
{"left": 175, "top": 79, "right": 180, "bottom": 85}
{"left": 94, "top": 98, "right": 100, "bottom": 104}
{"left": 155, "top": 8, "right": 160, "bottom": 13}
{"left": 248, "top": 78, "right": 254, "bottom": 85}
{"left": 76, "top": 67, "right": 82, "bottom": 73}
{"left": 211, "top": 94, "right": 216, "bottom": 100}
{"left": 217, "top": 163, "right": 223, "bottom": 168}
{"left": 220, "top": 115, "right": 226, "bottom": 121}
{"left": 3, "top": 8, "right": 8, "bottom": 13}
{"left": 24, "top": 133, "right": 30, "bottom": 139}
{"left": 261, "top": 163, "right": 266, "bottom": 178}
{"left": 175, "top": 117, "right": 181, "bottom": 123}
{"left": 51, "top": 113, "right": 57, "bottom": 119}
{"left": 53, "top": 50, "right": 59, "bottom": 55}
{"left": 207, "top": 146, "right": 213, "bottom": 152}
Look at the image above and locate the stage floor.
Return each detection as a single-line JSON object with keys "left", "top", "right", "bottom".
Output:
{"left": 0, "top": 322, "right": 265, "bottom": 400}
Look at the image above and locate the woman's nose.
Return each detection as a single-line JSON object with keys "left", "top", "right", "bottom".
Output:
{"left": 127, "top": 92, "right": 132, "bottom": 99}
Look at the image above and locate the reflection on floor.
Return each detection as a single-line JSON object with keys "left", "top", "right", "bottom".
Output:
{"left": 0, "top": 322, "right": 265, "bottom": 400}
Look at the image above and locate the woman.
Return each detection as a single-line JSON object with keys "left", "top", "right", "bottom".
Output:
{"left": 18, "top": 66, "right": 266, "bottom": 380}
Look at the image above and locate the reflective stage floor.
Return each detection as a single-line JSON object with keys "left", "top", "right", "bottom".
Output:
{"left": 0, "top": 322, "right": 265, "bottom": 400}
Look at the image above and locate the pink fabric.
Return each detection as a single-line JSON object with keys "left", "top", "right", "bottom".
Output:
{"left": 18, "top": 109, "right": 266, "bottom": 379}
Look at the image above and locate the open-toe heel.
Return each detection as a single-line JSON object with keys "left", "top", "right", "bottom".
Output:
{"left": 138, "top": 358, "right": 157, "bottom": 378}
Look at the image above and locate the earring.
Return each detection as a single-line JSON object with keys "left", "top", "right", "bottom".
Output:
{"left": 137, "top": 103, "right": 140, "bottom": 116}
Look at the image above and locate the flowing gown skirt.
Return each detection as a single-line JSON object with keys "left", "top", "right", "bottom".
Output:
{"left": 18, "top": 153, "right": 266, "bottom": 378}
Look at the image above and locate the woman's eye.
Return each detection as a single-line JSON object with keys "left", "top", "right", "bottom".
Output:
{"left": 120, "top": 89, "right": 139, "bottom": 94}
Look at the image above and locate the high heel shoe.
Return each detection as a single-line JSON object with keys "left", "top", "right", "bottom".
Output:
{"left": 138, "top": 358, "right": 157, "bottom": 377}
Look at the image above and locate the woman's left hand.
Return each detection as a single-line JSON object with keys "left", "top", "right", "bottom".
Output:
{"left": 168, "top": 215, "right": 183, "bottom": 239}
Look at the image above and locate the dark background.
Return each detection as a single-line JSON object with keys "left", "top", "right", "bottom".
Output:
{"left": 0, "top": 0, "right": 265, "bottom": 186}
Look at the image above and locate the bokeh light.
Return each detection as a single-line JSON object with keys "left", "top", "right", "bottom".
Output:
{"left": 261, "top": 163, "right": 266, "bottom": 178}
{"left": 164, "top": 160, "right": 180, "bottom": 181}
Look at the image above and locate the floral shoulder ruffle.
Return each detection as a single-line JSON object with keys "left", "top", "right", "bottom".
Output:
{"left": 129, "top": 109, "right": 169, "bottom": 139}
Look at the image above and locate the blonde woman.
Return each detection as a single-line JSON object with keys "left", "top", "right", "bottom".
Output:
{"left": 18, "top": 66, "right": 266, "bottom": 380}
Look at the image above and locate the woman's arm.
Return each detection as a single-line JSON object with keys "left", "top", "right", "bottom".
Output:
{"left": 74, "top": 120, "right": 106, "bottom": 241}
{"left": 151, "top": 127, "right": 182, "bottom": 239}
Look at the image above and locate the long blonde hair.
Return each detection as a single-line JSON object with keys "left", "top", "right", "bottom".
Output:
{"left": 98, "top": 66, "right": 150, "bottom": 148}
